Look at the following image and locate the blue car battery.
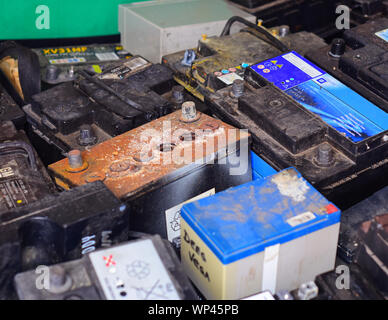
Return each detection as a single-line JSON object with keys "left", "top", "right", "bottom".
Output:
{"left": 251, "top": 151, "right": 277, "bottom": 180}
{"left": 180, "top": 168, "right": 341, "bottom": 300}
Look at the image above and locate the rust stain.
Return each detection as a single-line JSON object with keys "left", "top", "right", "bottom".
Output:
{"left": 49, "top": 110, "right": 249, "bottom": 200}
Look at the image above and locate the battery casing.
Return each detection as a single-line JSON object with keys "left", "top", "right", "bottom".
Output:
{"left": 180, "top": 168, "right": 341, "bottom": 300}
{"left": 162, "top": 28, "right": 326, "bottom": 101}
{"left": 308, "top": 18, "right": 388, "bottom": 112}
{"left": 0, "top": 181, "right": 129, "bottom": 300}
{"left": 0, "top": 121, "right": 54, "bottom": 214}
{"left": 23, "top": 56, "right": 179, "bottom": 164}
{"left": 14, "top": 235, "right": 198, "bottom": 300}
{"left": 33, "top": 43, "right": 132, "bottom": 85}
{"left": 206, "top": 51, "right": 388, "bottom": 209}
{"left": 0, "top": 83, "right": 25, "bottom": 128}
{"left": 49, "top": 110, "right": 252, "bottom": 245}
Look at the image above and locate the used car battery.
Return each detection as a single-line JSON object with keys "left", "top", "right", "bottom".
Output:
{"left": 162, "top": 18, "right": 326, "bottom": 101}
{"left": 23, "top": 56, "right": 184, "bottom": 164}
{"left": 0, "top": 181, "right": 130, "bottom": 300}
{"left": 307, "top": 18, "right": 388, "bottom": 112}
{"left": 48, "top": 108, "right": 252, "bottom": 246}
{"left": 33, "top": 43, "right": 132, "bottom": 87}
{"left": 180, "top": 168, "right": 341, "bottom": 300}
{"left": 207, "top": 50, "right": 388, "bottom": 209}
{"left": 0, "top": 82, "right": 25, "bottom": 129}
{"left": 14, "top": 235, "right": 198, "bottom": 300}
{"left": 0, "top": 121, "right": 54, "bottom": 215}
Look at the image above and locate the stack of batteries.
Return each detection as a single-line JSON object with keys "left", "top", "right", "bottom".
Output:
{"left": 0, "top": 1, "right": 387, "bottom": 301}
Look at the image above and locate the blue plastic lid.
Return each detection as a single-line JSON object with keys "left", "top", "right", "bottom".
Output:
{"left": 181, "top": 168, "right": 341, "bottom": 265}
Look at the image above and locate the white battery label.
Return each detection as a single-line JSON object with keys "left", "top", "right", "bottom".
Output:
{"left": 49, "top": 58, "right": 86, "bottom": 64}
{"left": 0, "top": 167, "right": 14, "bottom": 178}
{"left": 217, "top": 72, "right": 244, "bottom": 85}
{"left": 165, "top": 188, "right": 215, "bottom": 243}
{"left": 95, "top": 52, "right": 120, "bottom": 61}
{"left": 89, "top": 239, "right": 181, "bottom": 300}
{"left": 282, "top": 53, "right": 322, "bottom": 78}
{"left": 287, "top": 211, "right": 316, "bottom": 227}
{"left": 375, "top": 28, "right": 388, "bottom": 43}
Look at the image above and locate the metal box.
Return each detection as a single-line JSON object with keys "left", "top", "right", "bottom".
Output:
{"left": 119, "top": 0, "right": 255, "bottom": 63}
{"left": 180, "top": 168, "right": 341, "bottom": 300}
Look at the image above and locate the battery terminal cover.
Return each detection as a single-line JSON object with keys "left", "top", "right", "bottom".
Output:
{"left": 49, "top": 110, "right": 250, "bottom": 200}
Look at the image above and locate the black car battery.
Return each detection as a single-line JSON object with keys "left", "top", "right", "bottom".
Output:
{"left": 162, "top": 18, "right": 326, "bottom": 102}
{"left": 206, "top": 50, "right": 388, "bottom": 209}
{"left": 0, "top": 82, "right": 25, "bottom": 129}
{"left": 32, "top": 43, "right": 132, "bottom": 87}
{"left": 48, "top": 108, "right": 252, "bottom": 247}
{"left": 307, "top": 18, "right": 388, "bottom": 112}
{"left": 0, "top": 121, "right": 54, "bottom": 215}
{"left": 23, "top": 56, "right": 190, "bottom": 164}
{"left": 0, "top": 181, "right": 130, "bottom": 300}
{"left": 14, "top": 235, "right": 198, "bottom": 300}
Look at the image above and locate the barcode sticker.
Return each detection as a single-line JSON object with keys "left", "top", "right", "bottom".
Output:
{"left": 287, "top": 211, "right": 316, "bottom": 227}
{"left": 95, "top": 52, "right": 120, "bottom": 61}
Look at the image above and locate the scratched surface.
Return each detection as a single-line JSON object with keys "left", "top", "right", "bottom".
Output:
{"left": 49, "top": 110, "right": 249, "bottom": 200}
{"left": 181, "top": 168, "right": 341, "bottom": 263}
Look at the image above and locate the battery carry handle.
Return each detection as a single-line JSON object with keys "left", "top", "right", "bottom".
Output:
{"left": 0, "top": 141, "right": 38, "bottom": 171}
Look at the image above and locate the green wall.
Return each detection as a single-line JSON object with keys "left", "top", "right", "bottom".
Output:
{"left": 0, "top": 0, "right": 150, "bottom": 39}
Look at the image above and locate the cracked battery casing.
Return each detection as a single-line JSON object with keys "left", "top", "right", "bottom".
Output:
{"left": 0, "top": 181, "right": 129, "bottom": 300}
{"left": 0, "top": 121, "right": 54, "bottom": 215}
{"left": 49, "top": 110, "right": 252, "bottom": 245}
{"left": 206, "top": 51, "right": 388, "bottom": 209}
{"left": 23, "top": 56, "right": 181, "bottom": 164}
{"left": 15, "top": 235, "right": 198, "bottom": 300}
{"left": 162, "top": 28, "right": 326, "bottom": 101}
{"left": 307, "top": 18, "right": 388, "bottom": 112}
{"left": 0, "top": 82, "right": 24, "bottom": 128}
{"left": 33, "top": 43, "right": 132, "bottom": 86}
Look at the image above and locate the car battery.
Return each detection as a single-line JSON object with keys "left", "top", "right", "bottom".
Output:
{"left": 251, "top": 151, "right": 277, "bottom": 181}
{"left": 0, "top": 181, "right": 130, "bottom": 300}
{"left": 14, "top": 235, "right": 198, "bottom": 300}
{"left": 162, "top": 22, "right": 326, "bottom": 101}
{"left": 48, "top": 109, "right": 252, "bottom": 246}
{"left": 206, "top": 50, "right": 388, "bottom": 209}
{"left": 356, "top": 214, "right": 388, "bottom": 296}
{"left": 23, "top": 56, "right": 181, "bottom": 164}
{"left": 33, "top": 43, "right": 132, "bottom": 87}
{"left": 0, "top": 121, "right": 54, "bottom": 215}
{"left": 338, "top": 186, "right": 388, "bottom": 263}
{"left": 307, "top": 18, "right": 388, "bottom": 113}
{"left": 0, "top": 82, "right": 25, "bottom": 128}
{"left": 180, "top": 168, "right": 341, "bottom": 300}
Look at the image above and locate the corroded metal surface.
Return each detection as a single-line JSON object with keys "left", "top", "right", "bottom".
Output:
{"left": 49, "top": 110, "right": 249, "bottom": 200}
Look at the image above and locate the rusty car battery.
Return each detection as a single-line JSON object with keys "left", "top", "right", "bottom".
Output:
{"left": 162, "top": 24, "right": 326, "bottom": 102}
{"left": 23, "top": 56, "right": 179, "bottom": 164}
{"left": 0, "top": 121, "right": 54, "bottom": 215}
{"left": 33, "top": 43, "right": 132, "bottom": 86}
{"left": 205, "top": 50, "right": 388, "bottom": 209}
{"left": 48, "top": 108, "right": 252, "bottom": 246}
{"left": 0, "top": 82, "right": 25, "bottom": 129}
{"left": 307, "top": 17, "right": 388, "bottom": 113}
{"left": 14, "top": 235, "right": 198, "bottom": 300}
{"left": 0, "top": 181, "right": 130, "bottom": 300}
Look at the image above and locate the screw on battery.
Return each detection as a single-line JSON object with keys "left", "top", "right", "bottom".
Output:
{"left": 68, "top": 66, "right": 75, "bottom": 78}
{"left": 329, "top": 39, "right": 346, "bottom": 58}
{"left": 47, "top": 266, "right": 72, "bottom": 294}
{"left": 46, "top": 65, "right": 60, "bottom": 81}
{"left": 67, "top": 150, "right": 84, "bottom": 169}
{"left": 78, "top": 125, "right": 98, "bottom": 146}
{"left": 315, "top": 144, "right": 334, "bottom": 167}
{"left": 279, "top": 26, "right": 290, "bottom": 38}
{"left": 383, "top": 135, "right": 388, "bottom": 142}
{"left": 180, "top": 101, "right": 200, "bottom": 123}
{"left": 297, "top": 281, "right": 319, "bottom": 300}
{"left": 276, "top": 290, "right": 294, "bottom": 300}
{"left": 172, "top": 86, "right": 185, "bottom": 104}
{"left": 230, "top": 79, "right": 245, "bottom": 98}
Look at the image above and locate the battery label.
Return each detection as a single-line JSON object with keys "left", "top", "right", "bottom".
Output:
{"left": 165, "top": 188, "right": 215, "bottom": 243}
{"left": 251, "top": 51, "right": 388, "bottom": 143}
{"left": 89, "top": 239, "right": 181, "bottom": 300}
{"left": 0, "top": 178, "right": 32, "bottom": 210}
{"left": 375, "top": 28, "right": 388, "bottom": 43}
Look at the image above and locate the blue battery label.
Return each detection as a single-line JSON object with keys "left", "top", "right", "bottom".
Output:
{"left": 251, "top": 51, "right": 388, "bottom": 143}
{"left": 375, "top": 28, "right": 388, "bottom": 43}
